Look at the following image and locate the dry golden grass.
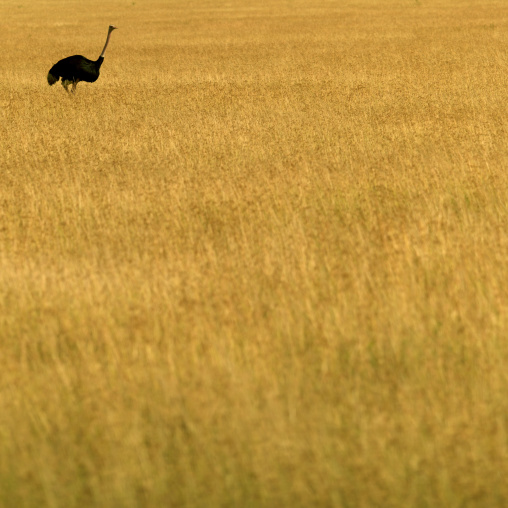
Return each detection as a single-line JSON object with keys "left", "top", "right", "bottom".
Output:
{"left": 1, "top": 0, "right": 508, "bottom": 506}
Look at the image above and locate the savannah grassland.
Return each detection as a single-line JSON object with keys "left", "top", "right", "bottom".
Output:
{"left": 1, "top": 0, "right": 508, "bottom": 506}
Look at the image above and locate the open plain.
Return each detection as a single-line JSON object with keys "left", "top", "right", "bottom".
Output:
{"left": 1, "top": 0, "right": 508, "bottom": 506}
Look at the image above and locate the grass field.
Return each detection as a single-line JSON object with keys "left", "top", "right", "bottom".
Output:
{"left": 1, "top": 0, "right": 508, "bottom": 506}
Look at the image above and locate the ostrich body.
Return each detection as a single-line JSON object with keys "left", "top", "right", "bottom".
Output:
{"left": 48, "top": 25, "right": 117, "bottom": 93}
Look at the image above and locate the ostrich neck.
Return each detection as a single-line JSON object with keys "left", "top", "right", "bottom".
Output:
{"left": 100, "top": 31, "right": 113, "bottom": 58}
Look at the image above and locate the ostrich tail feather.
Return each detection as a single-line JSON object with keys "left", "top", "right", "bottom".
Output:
{"left": 47, "top": 69, "right": 59, "bottom": 86}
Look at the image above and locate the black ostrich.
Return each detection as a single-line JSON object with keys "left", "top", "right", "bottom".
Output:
{"left": 47, "top": 25, "right": 118, "bottom": 93}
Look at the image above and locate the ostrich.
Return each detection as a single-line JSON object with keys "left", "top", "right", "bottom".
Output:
{"left": 47, "top": 25, "right": 118, "bottom": 93}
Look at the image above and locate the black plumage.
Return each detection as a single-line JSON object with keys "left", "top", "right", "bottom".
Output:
{"left": 48, "top": 25, "right": 117, "bottom": 93}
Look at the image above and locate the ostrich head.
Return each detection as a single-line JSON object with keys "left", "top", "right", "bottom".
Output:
{"left": 109, "top": 25, "right": 118, "bottom": 32}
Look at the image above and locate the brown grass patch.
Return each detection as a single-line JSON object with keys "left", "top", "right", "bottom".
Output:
{"left": 1, "top": 0, "right": 508, "bottom": 506}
